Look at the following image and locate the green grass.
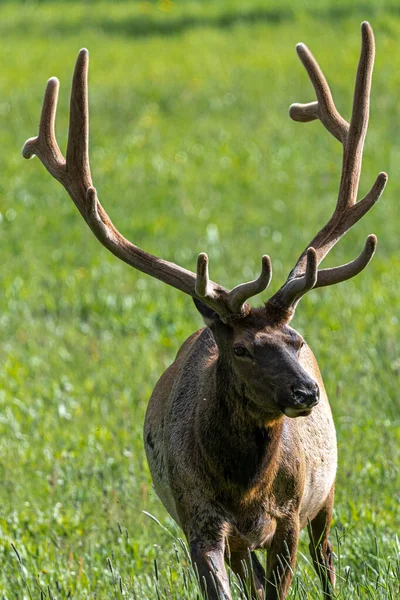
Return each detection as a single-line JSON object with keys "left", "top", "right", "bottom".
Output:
{"left": 0, "top": 0, "right": 399, "bottom": 597}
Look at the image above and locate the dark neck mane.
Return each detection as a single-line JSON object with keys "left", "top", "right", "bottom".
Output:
{"left": 196, "top": 355, "right": 283, "bottom": 502}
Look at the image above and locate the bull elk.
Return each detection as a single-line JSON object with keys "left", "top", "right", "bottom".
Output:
{"left": 23, "top": 21, "right": 386, "bottom": 600}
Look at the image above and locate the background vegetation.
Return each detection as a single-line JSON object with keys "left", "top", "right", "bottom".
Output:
{"left": 0, "top": 0, "right": 399, "bottom": 597}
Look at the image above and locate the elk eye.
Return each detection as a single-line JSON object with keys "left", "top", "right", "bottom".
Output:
{"left": 234, "top": 346, "right": 250, "bottom": 358}
{"left": 299, "top": 339, "right": 305, "bottom": 352}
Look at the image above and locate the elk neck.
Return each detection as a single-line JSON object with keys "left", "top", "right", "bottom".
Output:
{"left": 195, "top": 349, "right": 283, "bottom": 499}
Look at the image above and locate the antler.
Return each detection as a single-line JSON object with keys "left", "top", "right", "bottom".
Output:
{"left": 23, "top": 49, "right": 272, "bottom": 321}
{"left": 268, "top": 22, "right": 387, "bottom": 310}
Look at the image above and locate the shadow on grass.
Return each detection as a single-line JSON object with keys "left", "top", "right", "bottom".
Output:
{"left": 6, "top": 3, "right": 399, "bottom": 40}
{"left": 104, "top": 7, "right": 293, "bottom": 38}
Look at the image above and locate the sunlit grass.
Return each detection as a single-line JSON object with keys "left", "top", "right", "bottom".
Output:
{"left": 0, "top": 1, "right": 399, "bottom": 598}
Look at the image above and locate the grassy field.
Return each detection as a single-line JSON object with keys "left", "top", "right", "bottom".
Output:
{"left": 0, "top": 0, "right": 399, "bottom": 598}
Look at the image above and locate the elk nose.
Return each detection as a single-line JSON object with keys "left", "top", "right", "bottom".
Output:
{"left": 291, "top": 383, "right": 320, "bottom": 407}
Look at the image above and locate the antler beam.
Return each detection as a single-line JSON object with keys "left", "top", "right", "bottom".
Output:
{"left": 267, "top": 21, "right": 387, "bottom": 311}
{"left": 23, "top": 49, "right": 272, "bottom": 321}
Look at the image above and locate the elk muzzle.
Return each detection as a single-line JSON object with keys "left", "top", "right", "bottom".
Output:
{"left": 279, "top": 379, "right": 320, "bottom": 418}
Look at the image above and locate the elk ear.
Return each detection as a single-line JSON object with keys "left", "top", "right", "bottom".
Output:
{"left": 193, "top": 298, "right": 222, "bottom": 327}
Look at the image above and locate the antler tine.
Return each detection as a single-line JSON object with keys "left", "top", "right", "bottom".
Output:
{"left": 22, "top": 77, "right": 65, "bottom": 176}
{"left": 290, "top": 44, "right": 349, "bottom": 142}
{"left": 195, "top": 252, "right": 217, "bottom": 301}
{"left": 267, "top": 22, "right": 386, "bottom": 312}
{"left": 194, "top": 253, "right": 272, "bottom": 319}
{"left": 338, "top": 21, "right": 374, "bottom": 211}
{"left": 227, "top": 255, "right": 272, "bottom": 315}
{"left": 272, "top": 248, "right": 318, "bottom": 309}
{"left": 23, "top": 49, "right": 270, "bottom": 320}
{"left": 315, "top": 234, "right": 376, "bottom": 288}
{"left": 66, "top": 48, "right": 92, "bottom": 193}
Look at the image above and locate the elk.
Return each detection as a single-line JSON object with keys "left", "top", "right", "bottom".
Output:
{"left": 23, "top": 21, "right": 386, "bottom": 600}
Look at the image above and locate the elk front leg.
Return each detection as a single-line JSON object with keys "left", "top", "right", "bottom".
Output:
{"left": 229, "top": 550, "right": 265, "bottom": 599}
{"left": 265, "top": 518, "right": 299, "bottom": 600}
{"left": 188, "top": 513, "right": 231, "bottom": 600}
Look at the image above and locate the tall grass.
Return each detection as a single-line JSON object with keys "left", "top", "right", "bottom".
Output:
{"left": 0, "top": 1, "right": 399, "bottom": 597}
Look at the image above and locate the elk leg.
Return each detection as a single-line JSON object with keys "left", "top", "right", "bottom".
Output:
{"left": 308, "top": 486, "right": 336, "bottom": 598}
{"left": 229, "top": 550, "right": 265, "bottom": 599}
{"left": 265, "top": 519, "right": 299, "bottom": 600}
{"left": 188, "top": 515, "right": 231, "bottom": 600}
{"left": 190, "top": 543, "right": 231, "bottom": 600}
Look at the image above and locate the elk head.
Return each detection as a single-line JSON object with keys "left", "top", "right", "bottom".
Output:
{"left": 23, "top": 22, "right": 386, "bottom": 421}
{"left": 195, "top": 298, "right": 320, "bottom": 419}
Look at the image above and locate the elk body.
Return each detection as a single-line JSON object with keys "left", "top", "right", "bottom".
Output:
{"left": 23, "top": 22, "right": 386, "bottom": 600}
